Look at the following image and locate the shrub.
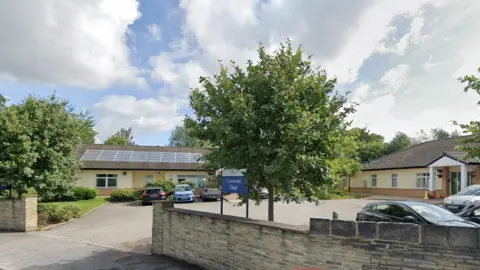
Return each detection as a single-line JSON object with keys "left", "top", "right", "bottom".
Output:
{"left": 109, "top": 188, "right": 143, "bottom": 202}
{"left": 37, "top": 204, "right": 80, "bottom": 223}
{"left": 159, "top": 180, "right": 176, "bottom": 195}
{"left": 71, "top": 187, "right": 98, "bottom": 200}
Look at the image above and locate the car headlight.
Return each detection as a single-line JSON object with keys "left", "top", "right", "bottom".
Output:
{"left": 444, "top": 199, "right": 452, "bottom": 204}
{"left": 464, "top": 200, "right": 473, "bottom": 205}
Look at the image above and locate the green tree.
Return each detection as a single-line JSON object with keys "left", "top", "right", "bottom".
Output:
{"left": 186, "top": 41, "right": 356, "bottom": 221}
{"left": 431, "top": 128, "right": 451, "bottom": 140}
{"left": 0, "top": 94, "right": 6, "bottom": 109}
{"left": 328, "top": 130, "right": 362, "bottom": 189}
{"left": 350, "top": 127, "right": 386, "bottom": 163}
{"left": 0, "top": 94, "right": 85, "bottom": 200}
{"left": 104, "top": 127, "right": 135, "bottom": 145}
{"left": 385, "top": 132, "right": 412, "bottom": 154}
{"left": 168, "top": 124, "right": 209, "bottom": 148}
{"left": 455, "top": 67, "right": 480, "bottom": 158}
{"left": 77, "top": 110, "right": 97, "bottom": 143}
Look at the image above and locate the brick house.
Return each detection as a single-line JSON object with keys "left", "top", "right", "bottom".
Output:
{"left": 349, "top": 136, "right": 480, "bottom": 198}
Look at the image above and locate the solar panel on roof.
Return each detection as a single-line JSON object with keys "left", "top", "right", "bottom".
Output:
{"left": 114, "top": 151, "right": 133, "bottom": 162}
{"left": 146, "top": 152, "right": 162, "bottom": 162}
{"left": 80, "top": 150, "right": 103, "bottom": 160}
{"left": 97, "top": 150, "right": 117, "bottom": 161}
{"left": 131, "top": 151, "right": 148, "bottom": 162}
{"left": 81, "top": 149, "right": 205, "bottom": 163}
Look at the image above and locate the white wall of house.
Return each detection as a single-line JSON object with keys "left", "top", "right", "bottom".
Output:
{"left": 350, "top": 168, "right": 442, "bottom": 190}
{"left": 76, "top": 170, "right": 133, "bottom": 189}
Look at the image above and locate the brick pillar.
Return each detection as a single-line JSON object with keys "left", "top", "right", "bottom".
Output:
{"left": 23, "top": 195, "right": 38, "bottom": 232}
{"left": 152, "top": 200, "right": 174, "bottom": 255}
{"left": 442, "top": 167, "right": 449, "bottom": 197}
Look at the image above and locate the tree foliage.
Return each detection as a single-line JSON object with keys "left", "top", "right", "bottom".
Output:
{"left": 104, "top": 127, "right": 135, "bottom": 145}
{"left": 0, "top": 94, "right": 90, "bottom": 200}
{"left": 455, "top": 67, "right": 480, "bottom": 158}
{"left": 350, "top": 127, "right": 386, "bottom": 163}
{"left": 186, "top": 41, "right": 356, "bottom": 221}
{"left": 411, "top": 127, "right": 458, "bottom": 144}
{"left": 385, "top": 132, "right": 412, "bottom": 154}
{"left": 168, "top": 124, "right": 209, "bottom": 148}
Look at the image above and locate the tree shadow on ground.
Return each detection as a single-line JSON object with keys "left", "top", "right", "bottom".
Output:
{"left": 22, "top": 248, "right": 203, "bottom": 270}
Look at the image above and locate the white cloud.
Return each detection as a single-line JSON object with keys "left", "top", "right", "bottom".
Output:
{"left": 0, "top": 0, "right": 145, "bottom": 90}
{"left": 93, "top": 95, "right": 184, "bottom": 141}
{"left": 146, "top": 23, "right": 161, "bottom": 41}
{"left": 379, "top": 64, "right": 410, "bottom": 94}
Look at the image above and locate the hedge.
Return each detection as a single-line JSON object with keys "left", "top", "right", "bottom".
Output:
{"left": 37, "top": 204, "right": 81, "bottom": 223}
{"left": 109, "top": 188, "right": 144, "bottom": 202}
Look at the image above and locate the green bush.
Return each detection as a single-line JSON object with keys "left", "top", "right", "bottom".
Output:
{"left": 145, "top": 180, "right": 176, "bottom": 195}
{"left": 71, "top": 187, "right": 98, "bottom": 200}
{"left": 37, "top": 204, "right": 80, "bottom": 223}
{"left": 109, "top": 188, "right": 143, "bottom": 202}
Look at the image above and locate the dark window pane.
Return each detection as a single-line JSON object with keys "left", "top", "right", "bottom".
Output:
{"left": 96, "top": 174, "right": 107, "bottom": 178}
{"left": 107, "top": 178, "right": 117, "bottom": 187}
{"left": 146, "top": 188, "right": 163, "bottom": 194}
{"left": 375, "top": 204, "right": 390, "bottom": 215}
{"left": 107, "top": 174, "right": 117, "bottom": 178}
{"left": 96, "top": 178, "right": 106, "bottom": 187}
{"left": 390, "top": 204, "right": 411, "bottom": 218}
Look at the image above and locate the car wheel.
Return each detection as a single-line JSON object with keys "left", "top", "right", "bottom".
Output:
{"left": 201, "top": 196, "right": 206, "bottom": 202}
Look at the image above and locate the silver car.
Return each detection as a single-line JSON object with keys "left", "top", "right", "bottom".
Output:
{"left": 443, "top": 185, "right": 480, "bottom": 213}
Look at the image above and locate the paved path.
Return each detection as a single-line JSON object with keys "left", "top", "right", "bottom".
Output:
{"left": 31, "top": 202, "right": 153, "bottom": 253}
{"left": 0, "top": 233, "right": 200, "bottom": 270}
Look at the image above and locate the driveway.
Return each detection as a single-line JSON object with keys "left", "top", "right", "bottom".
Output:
{"left": 0, "top": 232, "right": 199, "bottom": 270}
{"left": 31, "top": 201, "right": 153, "bottom": 253}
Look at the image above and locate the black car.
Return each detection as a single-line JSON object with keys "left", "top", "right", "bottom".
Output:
{"left": 356, "top": 201, "right": 480, "bottom": 227}
{"left": 142, "top": 187, "right": 167, "bottom": 205}
{"left": 457, "top": 204, "right": 480, "bottom": 224}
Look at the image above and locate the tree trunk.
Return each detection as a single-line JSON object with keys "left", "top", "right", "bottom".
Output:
{"left": 267, "top": 185, "right": 274, "bottom": 221}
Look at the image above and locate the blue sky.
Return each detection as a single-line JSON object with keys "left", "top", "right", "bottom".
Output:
{"left": 1, "top": 0, "right": 479, "bottom": 146}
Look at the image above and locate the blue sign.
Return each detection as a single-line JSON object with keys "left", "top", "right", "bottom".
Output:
{"left": 221, "top": 176, "right": 247, "bottom": 194}
{"left": 0, "top": 185, "right": 11, "bottom": 191}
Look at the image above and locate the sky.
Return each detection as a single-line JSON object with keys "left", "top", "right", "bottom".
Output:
{"left": 0, "top": 0, "right": 479, "bottom": 146}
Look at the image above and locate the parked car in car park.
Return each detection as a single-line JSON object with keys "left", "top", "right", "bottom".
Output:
{"left": 356, "top": 201, "right": 480, "bottom": 227}
{"left": 200, "top": 187, "right": 221, "bottom": 201}
{"left": 443, "top": 185, "right": 480, "bottom": 213}
{"left": 142, "top": 187, "right": 167, "bottom": 205}
{"left": 456, "top": 204, "right": 480, "bottom": 225}
{"left": 173, "top": 184, "right": 195, "bottom": 203}
{"left": 260, "top": 188, "right": 268, "bottom": 199}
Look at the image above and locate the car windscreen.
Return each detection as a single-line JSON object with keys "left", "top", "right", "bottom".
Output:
{"left": 409, "top": 203, "right": 464, "bottom": 223}
{"left": 146, "top": 189, "right": 163, "bottom": 194}
{"left": 175, "top": 185, "right": 192, "bottom": 192}
{"left": 457, "top": 186, "right": 480, "bottom": 195}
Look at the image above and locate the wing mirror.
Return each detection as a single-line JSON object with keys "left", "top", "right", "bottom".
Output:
{"left": 403, "top": 216, "right": 415, "bottom": 223}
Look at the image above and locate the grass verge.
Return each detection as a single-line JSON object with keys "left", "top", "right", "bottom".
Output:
{"left": 39, "top": 197, "right": 108, "bottom": 216}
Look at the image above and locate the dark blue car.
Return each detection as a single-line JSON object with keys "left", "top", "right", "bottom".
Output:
{"left": 142, "top": 187, "right": 167, "bottom": 205}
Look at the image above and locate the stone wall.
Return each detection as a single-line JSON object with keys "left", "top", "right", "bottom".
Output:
{"left": 152, "top": 201, "right": 480, "bottom": 270}
{"left": 0, "top": 196, "right": 37, "bottom": 232}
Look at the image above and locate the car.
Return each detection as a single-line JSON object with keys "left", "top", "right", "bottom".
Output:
{"left": 457, "top": 204, "right": 480, "bottom": 224}
{"left": 199, "top": 187, "right": 221, "bottom": 201}
{"left": 259, "top": 188, "right": 268, "bottom": 199}
{"left": 142, "top": 187, "right": 167, "bottom": 205}
{"left": 173, "top": 184, "right": 195, "bottom": 203}
{"left": 443, "top": 185, "right": 480, "bottom": 213}
{"left": 356, "top": 201, "right": 480, "bottom": 227}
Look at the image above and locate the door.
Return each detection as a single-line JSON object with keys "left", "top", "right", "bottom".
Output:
{"left": 450, "top": 172, "right": 460, "bottom": 195}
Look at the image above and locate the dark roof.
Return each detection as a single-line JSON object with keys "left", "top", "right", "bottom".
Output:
{"left": 77, "top": 144, "right": 210, "bottom": 171}
{"left": 362, "top": 136, "right": 476, "bottom": 171}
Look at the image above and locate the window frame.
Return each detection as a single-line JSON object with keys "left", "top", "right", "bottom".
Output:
{"left": 416, "top": 173, "right": 430, "bottom": 189}
{"left": 371, "top": 175, "right": 377, "bottom": 188}
{"left": 391, "top": 174, "right": 398, "bottom": 188}
{"left": 96, "top": 173, "right": 118, "bottom": 188}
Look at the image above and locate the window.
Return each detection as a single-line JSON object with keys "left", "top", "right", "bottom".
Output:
{"left": 391, "top": 174, "right": 398, "bottom": 187}
{"left": 371, "top": 175, "right": 377, "bottom": 187}
{"left": 390, "top": 204, "right": 411, "bottom": 219}
{"left": 96, "top": 174, "right": 117, "bottom": 188}
{"left": 177, "top": 174, "right": 206, "bottom": 188}
{"left": 373, "top": 204, "right": 390, "bottom": 215}
{"left": 145, "top": 175, "right": 154, "bottom": 184}
{"left": 416, "top": 173, "right": 430, "bottom": 188}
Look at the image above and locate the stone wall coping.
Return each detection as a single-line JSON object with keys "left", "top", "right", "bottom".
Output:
{"left": 164, "top": 207, "right": 309, "bottom": 234}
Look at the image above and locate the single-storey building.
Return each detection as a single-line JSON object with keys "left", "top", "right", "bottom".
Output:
{"left": 349, "top": 136, "right": 480, "bottom": 198}
{"left": 76, "top": 144, "right": 210, "bottom": 196}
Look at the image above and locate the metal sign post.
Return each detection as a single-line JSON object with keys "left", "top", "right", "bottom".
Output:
{"left": 220, "top": 169, "right": 248, "bottom": 218}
